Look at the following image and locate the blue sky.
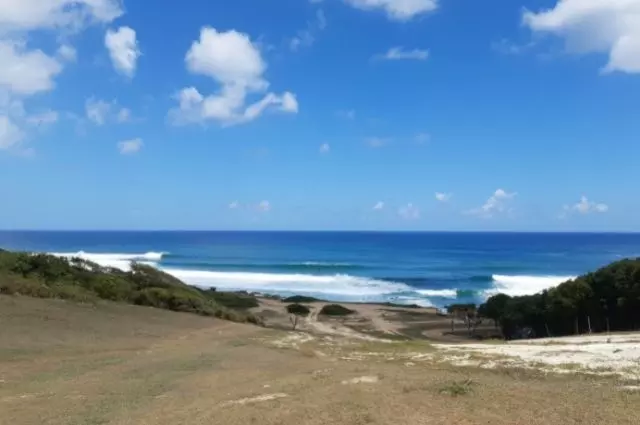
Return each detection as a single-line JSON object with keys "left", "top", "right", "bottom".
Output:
{"left": 1, "top": 0, "right": 639, "bottom": 231}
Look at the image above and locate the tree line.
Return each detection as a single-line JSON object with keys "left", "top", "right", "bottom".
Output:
{"left": 478, "top": 258, "right": 640, "bottom": 339}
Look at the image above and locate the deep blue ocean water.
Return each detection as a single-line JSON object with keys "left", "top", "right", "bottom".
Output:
{"left": 2, "top": 231, "right": 640, "bottom": 308}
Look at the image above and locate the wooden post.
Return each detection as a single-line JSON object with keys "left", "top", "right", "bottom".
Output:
{"left": 545, "top": 323, "right": 551, "bottom": 338}
{"left": 587, "top": 316, "right": 592, "bottom": 334}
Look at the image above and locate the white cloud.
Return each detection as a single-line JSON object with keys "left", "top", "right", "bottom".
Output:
{"left": 435, "top": 192, "right": 452, "bottom": 202}
{"left": 290, "top": 9, "right": 327, "bottom": 51}
{"left": 118, "top": 138, "right": 143, "bottom": 155}
{"left": 0, "top": 0, "right": 121, "bottom": 153}
{"left": 345, "top": 0, "right": 438, "bottom": 21}
{"left": 258, "top": 200, "right": 271, "bottom": 212}
{"left": 105, "top": 26, "right": 140, "bottom": 77}
{"left": 117, "top": 107, "right": 131, "bottom": 122}
{"left": 56, "top": 44, "right": 77, "bottom": 62}
{"left": 561, "top": 196, "right": 609, "bottom": 217}
{"left": 468, "top": 188, "right": 516, "bottom": 218}
{"left": 319, "top": 143, "right": 330, "bottom": 154}
{"left": 523, "top": 0, "right": 640, "bottom": 74}
{"left": 26, "top": 110, "right": 58, "bottom": 126}
{"left": 398, "top": 203, "right": 420, "bottom": 220}
{"left": 0, "top": 114, "right": 24, "bottom": 149}
{"left": 228, "top": 201, "right": 240, "bottom": 209}
{"left": 373, "top": 201, "right": 385, "bottom": 210}
{"left": 85, "top": 98, "right": 131, "bottom": 125}
{"left": 0, "top": 41, "right": 62, "bottom": 95}
{"left": 375, "top": 46, "right": 429, "bottom": 60}
{"left": 0, "top": 0, "right": 122, "bottom": 33}
{"left": 365, "top": 137, "right": 390, "bottom": 148}
{"left": 85, "top": 98, "right": 111, "bottom": 125}
{"left": 171, "top": 27, "right": 298, "bottom": 126}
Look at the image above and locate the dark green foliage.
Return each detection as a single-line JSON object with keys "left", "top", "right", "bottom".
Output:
{"left": 478, "top": 258, "right": 640, "bottom": 339}
{"left": 319, "top": 304, "right": 355, "bottom": 316}
{"left": 286, "top": 303, "right": 310, "bottom": 316}
{"left": 377, "top": 302, "right": 421, "bottom": 309}
{"left": 0, "top": 249, "right": 260, "bottom": 325}
{"left": 446, "top": 303, "right": 477, "bottom": 314}
{"left": 207, "top": 291, "right": 259, "bottom": 309}
{"left": 283, "top": 295, "right": 321, "bottom": 303}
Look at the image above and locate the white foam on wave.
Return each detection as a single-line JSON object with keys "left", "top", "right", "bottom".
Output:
{"left": 163, "top": 268, "right": 412, "bottom": 300}
{"left": 415, "top": 289, "right": 458, "bottom": 298}
{"left": 487, "top": 274, "right": 576, "bottom": 297}
{"left": 50, "top": 251, "right": 165, "bottom": 271}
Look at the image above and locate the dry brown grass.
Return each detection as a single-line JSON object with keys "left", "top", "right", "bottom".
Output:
{"left": 1, "top": 295, "right": 639, "bottom": 425}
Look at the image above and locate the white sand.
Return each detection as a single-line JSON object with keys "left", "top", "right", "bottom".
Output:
{"left": 433, "top": 333, "right": 640, "bottom": 378}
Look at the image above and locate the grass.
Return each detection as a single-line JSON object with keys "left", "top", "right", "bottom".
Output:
{"left": 2, "top": 296, "right": 639, "bottom": 425}
{"left": 438, "top": 378, "right": 476, "bottom": 397}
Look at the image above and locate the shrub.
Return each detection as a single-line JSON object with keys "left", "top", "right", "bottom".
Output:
{"left": 286, "top": 303, "right": 310, "bottom": 316}
{"left": 319, "top": 304, "right": 355, "bottom": 316}
{"left": 0, "top": 250, "right": 261, "bottom": 325}
{"left": 283, "top": 295, "right": 321, "bottom": 303}
{"left": 207, "top": 291, "right": 259, "bottom": 309}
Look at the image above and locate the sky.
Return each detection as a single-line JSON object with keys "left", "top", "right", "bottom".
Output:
{"left": 1, "top": 0, "right": 639, "bottom": 232}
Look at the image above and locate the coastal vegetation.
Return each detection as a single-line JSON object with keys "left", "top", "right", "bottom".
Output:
{"left": 0, "top": 249, "right": 260, "bottom": 324}
{"left": 478, "top": 258, "right": 640, "bottom": 339}
{"left": 286, "top": 303, "right": 311, "bottom": 316}
{"left": 319, "top": 304, "right": 356, "bottom": 316}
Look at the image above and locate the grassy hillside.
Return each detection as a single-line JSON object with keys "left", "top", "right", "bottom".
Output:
{"left": 1, "top": 296, "right": 638, "bottom": 425}
{"left": 0, "top": 249, "right": 260, "bottom": 324}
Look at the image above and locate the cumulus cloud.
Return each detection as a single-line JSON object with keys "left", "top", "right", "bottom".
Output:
{"left": 468, "top": 189, "right": 516, "bottom": 218}
{"left": 561, "top": 196, "right": 609, "bottom": 217}
{"left": 0, "top": 0, "right": 121, "bottom": 153}
{"left": 373, "top": 201, "right": 385, "bottom": 210}
{"left": 117, "top": 138, "right": 143, "bottom": 156}
{"left": 56, "top": 44, "right": 77, "bottom": 62}
{"left": 345, "top": 0, "right": 438, "bottom": 21}
{"left": 105, "top": 26, "right": 141, "bottom": 78}
{"left": 375, "top": 46, "right": 429, "bottom": 61}
{"left": 258, "top": 200, "right": 271, "bottom": 212}
{"left": 170, "top": 27, "right": 298, "bottom": 126}
{"left": 0, "top": 0, "right": 123, "bottom": 33}
{"left": 85, "top": 98, "right": 131, "bottom": 125}
{"left": 118, "top": 138, "right": 143, "bottom": 155}
{"left": 228, "top": 201, "right": 240, "bottom": 209}
{"left": 523, "top": 0, "right": 640, "bottom": 74}
{"left": 435, "top": 192, "right": 452, "bottom": 202}
{"left": 0, "top": 41, "right": 62, "bottom": 95}
{"left": 319, "top": 143, "right": 330, "bottom": 154}
{"left": 398, "top": 203, "right": 420, "bottom": 220}
{"left": 0, "top": 114, "right": 24, "bottom": 149}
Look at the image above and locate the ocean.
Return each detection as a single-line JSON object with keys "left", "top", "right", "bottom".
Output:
{"left": 1, "top": 231, "right": 640, "bottom": 308}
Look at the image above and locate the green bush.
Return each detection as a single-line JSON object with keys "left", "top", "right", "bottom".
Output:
{"left": 319, "top": 304, "right": 355, "bottom": 316}
{"left": 283, "top": 295, "right": 321, "bottom": 303}
{"left": 286, "top": 303, "right": 310, "bottom": 316}
{"left": 0, "top": 249, "right": 259, "bottom": 325}
{"left": 207, "top": 291, "right": 259, "bottom": 309}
